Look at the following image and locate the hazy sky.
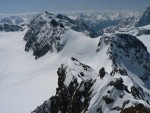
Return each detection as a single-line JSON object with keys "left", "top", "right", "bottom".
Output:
{"left": 0, "top": 0, "right": 150, "bottom": 13}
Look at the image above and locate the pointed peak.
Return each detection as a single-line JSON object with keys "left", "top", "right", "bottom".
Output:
{"left": 146, "top": 7, "right": 150, "bottom": 10}
{"left": 135, "top": 6, "right": 150, "bottom": 27}
{"left": 43, "top": 11, "right": 53, "bottom": 15}
{"left": 37, "top": 11, "right": 54, "bottom": 18}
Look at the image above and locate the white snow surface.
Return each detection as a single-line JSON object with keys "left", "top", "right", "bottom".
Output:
{"left": 0, "top": 30, "right": 58, "bottom": 113}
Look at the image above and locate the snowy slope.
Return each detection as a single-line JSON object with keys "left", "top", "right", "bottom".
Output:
{"left": 0, "top": 31, "right": 58, "bottom": 113}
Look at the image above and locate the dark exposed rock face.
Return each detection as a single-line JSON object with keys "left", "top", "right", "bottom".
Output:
{"left": 99, "top": 67, "right": 106, "bottom": 79}
{"left": 102, "top": 95, "right": 114, "bottom": 104}
{"left": 121, "top": 103, "right": 150, "bottom": 113}
{"left": 74, "top": 18, "right": 97, "bottom": 38}
{"left": 0, "top": 23, "right": 22, "bottom": 32}
{"left": 24, "top": 11, "right": 97, "bottom": 59}
{"left": 131, "top": 85, "right": 145, "bottom": 100}
{"left": 24, "top": 12, "right": 67, "bottom": 59}
{"left": 136, "top": 7, "right": 150, "bottom": 27}
{"left": 109, "top": 78, "right": 124, "bottom": 90}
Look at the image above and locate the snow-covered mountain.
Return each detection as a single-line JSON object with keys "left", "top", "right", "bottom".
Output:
{"left": 135, "top": 7, "right": 150, "bottom": 27}
{"left": 0, "top": 16, "right": 24, "bottom": 25}
{"left": 0, "top": 23, "right": 22, "bottom": 32}
{"left": 24, "top": 11, "right": 97, "bottom": 59}
{"left": 32, "top": 57, "right": 150, "bottom": 113}
{"left": 97, "top": 34, "right": 150, "bottom": 88}
{"left": 0, "top": 13, "right": 36, "bottom": 32}
{"left": 0, "top": 13, "right": 36, "bottom": 25}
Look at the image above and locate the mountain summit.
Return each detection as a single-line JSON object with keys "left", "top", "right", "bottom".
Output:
{"left": 136, "top": 7, "right": 150, "bottom": 27}
{"left": 24, "top": 11, "right": 97, "bottom": 59}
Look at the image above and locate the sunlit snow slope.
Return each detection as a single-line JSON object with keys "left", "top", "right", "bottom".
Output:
{"left": 0, "top": 31, "right": 58, "bottom": 113}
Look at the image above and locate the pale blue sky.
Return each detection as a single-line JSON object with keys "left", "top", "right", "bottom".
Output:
{"left": 0, "top": 0, "right": 150, "bottom": 13}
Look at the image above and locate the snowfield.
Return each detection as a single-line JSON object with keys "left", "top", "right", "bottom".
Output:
{"left": 0, "top": 31, "right": 58, "bottom": 113}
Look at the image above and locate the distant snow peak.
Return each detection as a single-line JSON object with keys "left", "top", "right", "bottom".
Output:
{"left": 102, "top": 7, "right": 150, "bottom": 34}
{"left": 135, "top": 7, "right": 150, "bottom": 27}
{"left": 0, "top": 23, "right": 22, "bottom": 32}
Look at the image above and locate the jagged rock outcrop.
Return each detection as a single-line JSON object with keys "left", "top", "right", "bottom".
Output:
{"left": 31, "top": 57, "right": 150, "bottom": 113}
{"left": 32, "top": 57, "right": 96, "bottom": 113}
{"left": 24, "top": 11, "right": 97, "bottom": 59}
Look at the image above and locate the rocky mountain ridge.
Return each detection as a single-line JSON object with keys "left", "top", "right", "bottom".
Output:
{"left": 97, "top": 33, "right": 150, "bottom": 88}
{"left": 135, "top": 7, "right": 150, "bottom": 27}
{"left": 32, "top": 57, "right": 150, "bottom": 113}
{"left": 24, "top": 11, "right": 97, "bottom": 59}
